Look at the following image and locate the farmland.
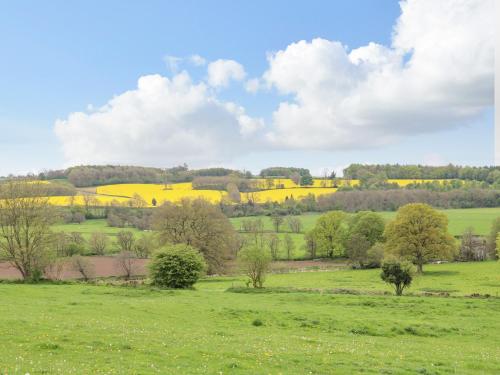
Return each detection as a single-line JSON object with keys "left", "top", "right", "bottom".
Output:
{"left": 35, "top": 178, "right": 459, "bottom": 207}
{"left": 1, "top": 176, "right": 499, "bottom": 374}
{"left": 231, "top": 207, "right": 500, "bottom": 236}
{"left": 0, "top": 262, "right": 498, "bottom": 374}
{"left": 49, "top": 207, "right": 500, "bottom": 260}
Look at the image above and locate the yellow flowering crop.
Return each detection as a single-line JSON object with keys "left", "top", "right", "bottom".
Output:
{"left": 241, "top": 187, "right": 337, "bottom": 204}
{"left": 96, "top": 183, "right": 224, "bottom": 205}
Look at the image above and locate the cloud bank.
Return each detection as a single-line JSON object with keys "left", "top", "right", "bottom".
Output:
{"left": 55, "top": 0, "right": 494, "bottom": 166}
{"left": 264, "top": 0, "right": 494, "bottom": 149}
{"left": 55, "top": 73, "right": 261, "bottom": 166}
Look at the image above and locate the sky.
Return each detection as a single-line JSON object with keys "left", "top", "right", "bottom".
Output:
{"left": 0, "top": 0, "right": 494, "bottom": 177}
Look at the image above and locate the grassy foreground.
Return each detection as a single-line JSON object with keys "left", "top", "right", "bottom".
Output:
{"left": 0, "top": 262, "right": 499, "bottom": 374}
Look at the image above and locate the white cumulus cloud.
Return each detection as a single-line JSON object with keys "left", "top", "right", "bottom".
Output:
{"left": 264, "top": 0, "right": 494, "bottom": 149}
{"left": 55, "top": 72, "right": 260, "bottom": 166}
{"left": 207, "top": 59, "right": 246, "bottom": 88}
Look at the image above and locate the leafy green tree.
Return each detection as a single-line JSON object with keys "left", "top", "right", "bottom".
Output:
{"left": 311, "top": 211, "right": 348, "bottom": 257}
{"left": 346, "top": 212, "right": 385, "bottom": 267}
{"left": 299, "top": 173, "right": 313, "bottom": 186}
{"left": 384, "top": 203, "right": 455, "bottom": 273}
{"left": 345, "top": 233, "right": 371, "bottom": 268}
{"left": 380, "top": 260, "right": 414, "bottom": 296}
{"left": 148, "top": 244, "right": 206, "bottom": 288}
{"left": 366, "top": 242, "right": 385, "bottom": 268}
{"left": 349, "top": 212, "right": 385, "bottom": 246}
{"left": 238, "top": 244, "right": 272, "bottom": 288}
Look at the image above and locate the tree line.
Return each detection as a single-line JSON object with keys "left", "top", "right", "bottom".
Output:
{"left": 344, "top": 164, "right": 500, "bottom": 183}
{"left": 38, "top": 165, "right": 250, "bottom": 187}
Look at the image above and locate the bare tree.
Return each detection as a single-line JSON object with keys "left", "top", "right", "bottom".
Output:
{"left": 321, "top": 168, "right": 329, "bottom": 187}
{"left": 89, "top": 232, "right": 109, "bottom": 255}
{"left": 284, "top": 234, "right": 295, "bottom": 260}
{"left": 270, "top": 214, "right": 284, "bottom": 233}
{"left": 129, "top": 193, "right": 147, "bottom": 208}
{"left": 71, "top": 255, "right": 95, "bottom": 281}
{"left": 226, "top": 183, "right": 241, "bottom": 203}
{"left": 287, "top": 217, "right": 303, "bottom": 233}
{"left": 54, "top": 232, "right": 70, "bottom": 257}
{"left": 45, "top": 258, "right": 66, "bottom": 281}
{"left": 116, "top": 251, "right": 136, "bottom": 280}
{"left": 304, "top": 230, "right": 318, "bottom": 259}
{"left": 0, "top": 180, "right": 56, "bottom": 281}
{"left": 134, "top": 233, "right": 156, "bottom": 258}
{"left": 265, "top": 179, "right": 275, "bottom": 190}
{"left": 290, "top": 172, "right": 301, "bottom": 186}
{"left": 116, "top": 231, "right": 135, "bottom": 252}
{"left": 267, "top": 233, "right": 280, "bottom": 260}
{"left": 153, "top": 199, "right": 238, "bottom": 274}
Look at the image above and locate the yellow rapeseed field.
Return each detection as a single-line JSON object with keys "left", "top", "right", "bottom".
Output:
{"left": 96, "top": 183, "right": 225, "bottom": 205}
{"left": 42, "top": 178, "right": 447, "bottom": 206}
{"left": 387, "top": 179, "right": 448, "bottom": 186}
{"left": 47, "top": 195, "right": 131, "bottom": 206}
{"left": 241, "top": 187, "right": 337, "bottom": 204}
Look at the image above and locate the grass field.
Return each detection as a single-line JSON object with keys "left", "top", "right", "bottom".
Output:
{"left": 0, "top": 262, "right": 498, "bottom": 374}
{"left": 52, "top": 220, "right": 143, "bottom": 254}
{"left": 230, "top": 207, "right": 500, "bottom": 236}
{"left": 52, "top": 207, "right": 500, "bottom": 259}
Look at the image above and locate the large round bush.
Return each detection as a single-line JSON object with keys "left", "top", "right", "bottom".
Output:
{"left": 148, "top": 244, "right": 206, "bottom": 288}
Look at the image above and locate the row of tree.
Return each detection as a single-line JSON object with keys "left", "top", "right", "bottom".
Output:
{"left": 344, "top": 164, "right": 500, "bottom": 183}
{"left": 38, "top": 165, "right": 249, "bottom": 187}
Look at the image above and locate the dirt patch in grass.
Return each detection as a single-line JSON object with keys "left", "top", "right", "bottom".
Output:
{"left": 0, "top": 256, "right": 148, "bottom": 280}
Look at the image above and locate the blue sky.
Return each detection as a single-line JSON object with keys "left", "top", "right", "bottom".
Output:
{"left": 0, "top": 0, "right": 494, "bottom": 176}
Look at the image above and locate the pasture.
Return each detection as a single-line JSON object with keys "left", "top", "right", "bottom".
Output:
{"left": 0, "top": 262, "right": 498, "bottom": 374}
{"left": 50, "top": 207, "right": 500, "bottom": 259}
{"left": 230, "top": 207, "right": 500, "bottom": 236}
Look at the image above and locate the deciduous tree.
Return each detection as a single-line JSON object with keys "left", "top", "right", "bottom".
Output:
{"left": 238, "top": 244, "right": 271, "bottom": 288}
{"left": 0, "top": 180, "right": 56, "bottom": 281}
{"left": 310, "top": 211, "right": 348, "bottom": 258}
{"left": 153, "top": 199, "right": 238, "bottom": 274}
{"left": 384, "top": 203, "right": 455, "bottom": 273}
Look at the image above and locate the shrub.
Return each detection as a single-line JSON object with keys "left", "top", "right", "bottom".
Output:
{"left": 380, "top": 260, "right": 414, "bottom": 296}
{"left": 238, "top": 245, "right": 272, "bottom": 288}
{"left": 148, "top": 244, "right": 206, "bottom": 288}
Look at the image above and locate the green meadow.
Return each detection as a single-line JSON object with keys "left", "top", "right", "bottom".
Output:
{"left": 229, "top": 207, "right": 500, "bottom": 236}
{"left": 52, "top": 207, "right": 500, "bottom": 259}
{"left": 0, "top": 261, "right": 499, "bottom": 374}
